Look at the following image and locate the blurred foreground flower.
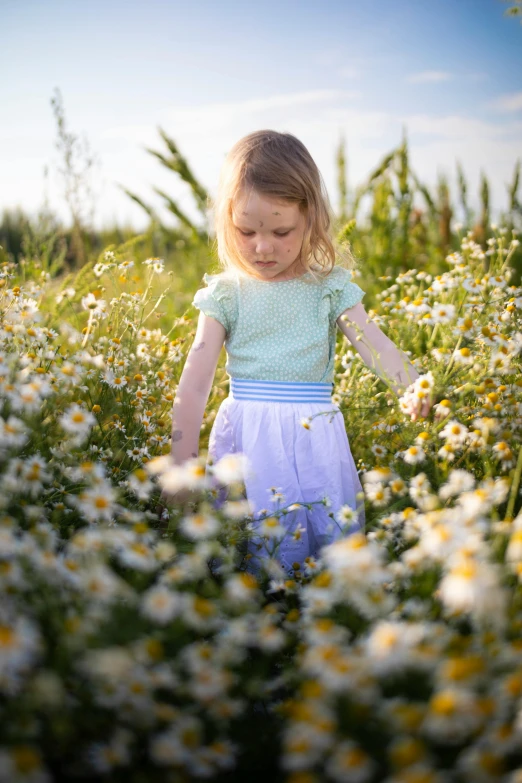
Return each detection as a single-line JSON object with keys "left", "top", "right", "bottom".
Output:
{"left": 398, "top": 371, "right": 434, "bottom": 420}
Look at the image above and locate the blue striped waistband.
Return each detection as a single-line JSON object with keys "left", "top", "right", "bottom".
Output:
{"left": 229, "top": 377, "right": 334, "bottom": 403}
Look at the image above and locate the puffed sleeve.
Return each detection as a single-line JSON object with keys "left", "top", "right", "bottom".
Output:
{"left": 323, "top": 266, "right": 366, "bottom": 323}
{"left": 192, "top": 273, "right": 236, "bottom": 335}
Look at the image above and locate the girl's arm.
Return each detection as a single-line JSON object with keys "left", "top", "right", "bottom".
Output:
{"left": 170, "top": 312, "right": 226, "bottom": 465}
{"left": 336, "top": 302, "right": 420, "bottom": 396}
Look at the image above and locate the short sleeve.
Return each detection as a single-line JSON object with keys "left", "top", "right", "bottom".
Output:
{"left": 324, "top": 266, "right": 365, "bottom": 322}
{"left": 192, "top": 273, "right": 236, "bottom": 335}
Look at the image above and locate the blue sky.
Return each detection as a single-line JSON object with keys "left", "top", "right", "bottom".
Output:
{"left": 2, "top": 0, "right": 521, "bottom": 229}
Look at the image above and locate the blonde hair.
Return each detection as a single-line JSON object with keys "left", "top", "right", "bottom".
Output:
{"left": 211, "top": 130, "right": 357, "bottom": 282}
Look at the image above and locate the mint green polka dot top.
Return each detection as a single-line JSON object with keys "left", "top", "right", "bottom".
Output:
{"left": 191, "top": 265, "right": 365, "bottom": 384}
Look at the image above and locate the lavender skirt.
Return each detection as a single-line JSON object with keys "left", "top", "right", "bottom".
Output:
{"left": 207, "top": 377, "right": 365, "bottom": 575}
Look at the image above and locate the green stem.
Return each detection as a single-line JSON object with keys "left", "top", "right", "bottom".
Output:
{"left": 442, "top": 335, "right": 463, "bottom": 382}
{"left": 427, "top": 322, "right": 440, "bottom": 350}
{"left": 505, "top": 444, "right": 522, "bottom": 522}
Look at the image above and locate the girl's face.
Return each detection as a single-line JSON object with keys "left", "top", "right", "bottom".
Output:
{"left": 231, "top": 189, "right": 307, "bottom": 281}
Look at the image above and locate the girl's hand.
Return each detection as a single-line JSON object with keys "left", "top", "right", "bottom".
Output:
{"left": 410, "top": 395, "right": 433, "bottom": 422}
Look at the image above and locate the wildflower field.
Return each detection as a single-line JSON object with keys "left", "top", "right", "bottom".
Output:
{"left": 2, "top": 129, "right": 522, "bottom": 780}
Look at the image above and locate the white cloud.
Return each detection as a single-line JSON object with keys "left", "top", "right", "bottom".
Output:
{"left": 406, "top": 71, "right": 453, "bottom": 84}
{"left": 3, "top": 91, "right": 521, "bottom": 231}
{"left": 339, "top": 67, "right": 360, "bottom": 80}
{"left": 485, "top": 91, "right": 522, "bottom": 112}
{"left": 399, "top": 113, "right": 522, "bottom": 139}
{"left": 100, "top": 90, "right": 361, "bottom": 145}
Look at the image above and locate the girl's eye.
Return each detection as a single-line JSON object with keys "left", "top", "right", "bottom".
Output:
{"left": 237, "top": 229, "right": 291, "bottom": 237}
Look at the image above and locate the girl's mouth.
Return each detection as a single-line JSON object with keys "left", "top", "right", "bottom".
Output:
{"left": 256, "top": 262, "right": 276, "bottom": 267}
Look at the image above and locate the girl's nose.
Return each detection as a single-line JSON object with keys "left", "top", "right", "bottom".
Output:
{"left": 255, "top": 238, "right": 274, "bottom": 254}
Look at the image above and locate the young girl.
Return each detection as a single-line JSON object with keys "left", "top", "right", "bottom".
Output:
{"left": 168, "top": 130, "right": 432, "bottom": 576}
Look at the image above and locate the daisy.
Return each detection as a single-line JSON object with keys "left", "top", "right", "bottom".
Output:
{"left": 335, "top": 505, "right": 357, "bottom": 526}
{"left": 0, "top": 746, "right": 51, "bottom": 783}
{"left": 56, "top": 362, "right": 83, "bottom": 384}
{"left": 438, "top": 469, "right": 475, "bottom": 500}
{"left": 81, "top": 565, "right": 124, "bottom": 604}
{"left": 141, "top": 586, "right": 182, "bottom": 624}
{"left": 211, "top": 453, "right": 251, "bottom": 485}
{"left": 103, "top": 371, "right": 127, "bottom": 389}
{"left": 489, "top": 352, "right": 511, "bottom": 374}
{"left": 453, "top": 347, "right": 474, "bottom": 365}
{"left": 180, "top": 512, "right": 220, "bottom": 540}
{"left": 257, "top": 516, "right": 286, "bottom": 539}
{"left": 437, "top": 443, "right": 457, "bottom": 462}
{"left": 221, "top": 499, "right": 254, "bottom": 519}
{"left": 430, "top": 303, "right": 456, "bottom": 324}
{"left": 71, "top": 483, "right": 118, "bottom": 523}
{"left": 402, "top": 446, "right": 426, "bottom": 465}
{"left": 0, "top": 416, "right": 28, "bottom": 450}
{"left": 363, "top": 466, "right": 394, "bottom": 484}
{"left": 506, "top": 528, "right": 522, "bottom": 563}
{"left": 421, "top": 688, "right": 482, "bottom": 744}
{"left": 127, "top": 469, "right": 154, "bottom": 501}
{"left": 157, "top": 458, "right": 210, "bottom": 495}
{"left": 59, "top": 404, "right": 96, "bottom": 438}
{"left": 492, "top": 441, "right": 516, "bottom": 469}
{"left": 462, "top": 277, "right": 485, "bottom": 294}
{"left": 0, "top": 615, "right": 42, "bottom": 681}
{"left": 81, "top": 293, "right": 107, "bottom": 318}
{"left": 117, "top": 541, "right": 158, "bottom": 572}
{"left": 439, "top": 554, "right": 507, "bottom": 629}
{"left": 439, "top": 420, "right": 469, "bottom": 445}
{"left": 225, "top": 573, "right": 261, "bottom": 604}
{"left": 365, "top": 483, "right": 392, "bottom": 507}
{"left": 433, "top": 401, "right": 451, "bottom": 422}
{"left": 55, "top": 286, "right": 76, "bottom": 303}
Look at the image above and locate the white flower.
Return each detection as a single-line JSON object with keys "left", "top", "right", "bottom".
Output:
{"left": 335, "top": 505, "right": 357, "bottom": 525}
{"left": 433, "top": 400, "right": 451, "bottom": 420}
{"left": 59, "top": 404, "right": 96, "bottom": 438}
{"left": 153, "top": 457, "right": 210, "bottom": 494}
{"left": 211, "top": 453, "right": 252, "bottom": 485}
{"left": 365, "top": 483, "right": 391, "bottom": 507}
{"left": 0, "top": 416, "right": 29, "bottom": 450}
{"left": 225, "top": 573, "right": 261, "bottom": 604}
{"left": 141, "top": 586, "right": 182, "bottom": 624}
{"left": 257, "top": 516, "right": 286, "bottom": 539}
{"left": 103, "top": 371, "right": 127, "bottom": 389}
{"left": 439, "top": 420, "right": 468, "bottom": 445}
{"left": 81, "top": 293, "right": 107, "bottom": 318}
{"left": 81, "top": 565, "right": 125, "bottom": 603}
{"left": 430, "top": 303, "right": 456, "bottom": 324}
{"left": 439, "top": 554, "right": 507, "bottom": 629}
{"left": 127, "top": 469, "right": 154, "bottom": 501}
{"left": 422, "top": 688, "right": 482, "bottom": 744}
{"left": 70, "top": 483, "right": 118, "bottom": 523}
{"left": 401, "top": 445, "right": 426, "bottom": 465}
{"left": 438, "top": 469, "right": 475, "bottom": 500}
{"left": 365, "top": 621, "right": 437, "bottom": 677}
{"left": 0, "top": 615, "right": 42, "bottom": 684}
{"left": 221, "top": 499, "right": 254, "bottom": 519}
{"left": 55, "top": 286, "right": 76, "bottom": 303}
{"left": 325, "top": 739, "right": 375, "bottom": 783}
{"left": 180, "top": 512, "right": 220, "bottom": 540}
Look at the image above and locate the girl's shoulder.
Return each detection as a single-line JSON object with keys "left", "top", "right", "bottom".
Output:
{"left": 321, "top": 265, "right": 358, "bottom": 288}
{"left": 197, "top": 271, "right": 237, "bottom": 305}
{"left": 202, "top": 270, "right": 237, "bottom": 286}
